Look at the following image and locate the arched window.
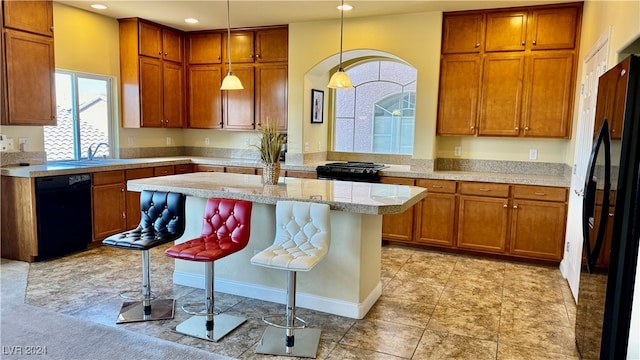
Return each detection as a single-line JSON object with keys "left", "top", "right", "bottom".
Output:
{"left": 333, "top": 59, "right": 417, "bottom": 154}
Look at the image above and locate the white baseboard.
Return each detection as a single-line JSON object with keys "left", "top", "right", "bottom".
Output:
{"left": 173, "top": 271, "right": 381, "bottom": 319}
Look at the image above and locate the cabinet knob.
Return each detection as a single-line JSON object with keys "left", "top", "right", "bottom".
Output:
{"left": 532, "top": 40, "right": 537, "bottom": 45}
{"left": 524, "top": 126, "right": 529, "bottom": 131}
{"left": 513, "top": 205, "right": 518, "bottom": 209}
{"left": 521, "top": 40, "right": 525, "bottom": 46}
{"left": 475, "top": 43, "right": 480, "bottom": 48}
{"left": 256, "top": 54, "right": 261, "bottom": 58}
{"left": 515, "top": 127, "right": 519, "bottom": 131}
{"left": 121, "top": 188, "right": 125, "bottom": 192}
{"left": 250, "top": 54, "right": 254, "bottom": 58}
{"left": 218, "top": 56, "right": 221, "bottom": 60}
{"left": 503, "top": 204, "right": 508, "bottom": 208}
{"left": 158, "top": 51, "right": 162, "bottom": 55}
{"left": 50, "top": 26, "right": 54, "bottom": 33}
{"left": 470, "top": 125, "right": 475, "bottom": 130}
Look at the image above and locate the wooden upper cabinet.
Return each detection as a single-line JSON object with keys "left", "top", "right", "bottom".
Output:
{"left": 521, "top": 51, "right": 574, "bottom": 138}
{"left": 223, "top": 66, "right": 255, "bottom": 129}
{"left": 139, "top": 57, "right": 163, "bottom": 127}
{"left": 527, "top": 6, "right": 579, "bottom": 51}
{"left": 3, "top": 29, "right": 56, "bottom": 126}
{"left": 478, "top": 53, "right": 525, "bottom": 136}
{"left": 256, "top": 64, "right": 288, "bottom": 131}
{"left": 255, "top": 27, "right": 288, "bottom": 62}
{"left": 2, "top": 0, "right": 53, "bottom": 36}
{"left": 437, "top": 54, "right": 481, "bottom": 135}
{"left": 226, "top": 31, "right": 255, "bottom": 63}
{"left": 188, "top": 65, "right": 223, "bottom": 128}
{"left": 162, "top": 61, "right": 185, "bottom": 127}
{"left": 187, "top": 32, "right": 222, "bottom": 64}
{"left": 484, "top": 11, "right": 528, "bottom": 52}
{"left": 138, "top": 20, "right": 183, "bottom": 63}
{"left": 441, "top": 13, "right": 483, "bottom": 54}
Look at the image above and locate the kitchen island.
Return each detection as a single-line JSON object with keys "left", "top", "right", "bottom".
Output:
{"left": 128, "top": 172, "right": 427, "bottom": 319}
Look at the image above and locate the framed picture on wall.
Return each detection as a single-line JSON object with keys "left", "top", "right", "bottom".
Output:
{"left": 311, "top": 89, "right": 324, "bottom": 124}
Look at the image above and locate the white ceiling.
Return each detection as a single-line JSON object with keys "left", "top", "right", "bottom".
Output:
{"left": 55, "top": 0, "right": 570, "bottom": 31}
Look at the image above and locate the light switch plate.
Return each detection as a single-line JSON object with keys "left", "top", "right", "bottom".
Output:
{"left": 529, "top": 148, "right": 538, "bottom": 160}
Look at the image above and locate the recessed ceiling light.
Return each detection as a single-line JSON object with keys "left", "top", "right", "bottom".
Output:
{"left": 338, "top": 4, "right": 353, "bottom": 11}
{"left": 184, "top": 18, "right": 199, "bottom": 24}
{"left": 90, "top": 4, "right": 107, "bottom": 10}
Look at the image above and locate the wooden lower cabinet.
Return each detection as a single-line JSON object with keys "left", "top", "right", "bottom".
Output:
{"left": 457, "top": 195, "right": 509, "bottom": 253}
{"left": 175, "top": 163, "right": 193, "bottom": 174}
{"left": 153, "top": 165, "right": 175, "bottom": 176}
{"left": 193, "top": 164, "right": 225, "bottom": 172}
{"left": 509, "top": 199, "right": 566, "bottom": 260}
{"left": 92, "top": 170, "right": 126, "bottom": 242}
{"left": 381, "top": 177, "right": 416, "bottom": 242}
{"left": 285, "top": 170, "right": 316, "bottom": 179}
{"left": 225, "top": 166, "right": 256, "bottom": 174}
{"left": 414, "top": 180, "right": 458, "bottom": 247}
{"left": 125, "top": 168, "right": 154, "bottom": 229}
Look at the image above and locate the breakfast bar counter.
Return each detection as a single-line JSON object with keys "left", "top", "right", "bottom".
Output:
{"left": 128, "top": 172, "right": 427, "bottom": 319}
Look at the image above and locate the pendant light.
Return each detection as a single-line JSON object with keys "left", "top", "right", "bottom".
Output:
{"left": 221, "top": 0, "right": 243, "bottom": 90}
{"left": 327, "top": 0, "right": 353, "bottom": 88}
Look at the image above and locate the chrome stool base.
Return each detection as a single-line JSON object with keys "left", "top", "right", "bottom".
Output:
{"left": 256, "top": 326, "right": 321, "bottom": 358}
{"left": 174, "top": 313, "right": 246, "bottom": 342}
{"left": 116, "top": 299, "right": 175, "bottom": 324}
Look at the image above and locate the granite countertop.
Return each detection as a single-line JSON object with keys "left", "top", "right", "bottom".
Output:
{"left": 0, "top": 156, "right": 571, "bottom": 187}
{"left": 128, "top": 172, "right": 427, "bottom": 215}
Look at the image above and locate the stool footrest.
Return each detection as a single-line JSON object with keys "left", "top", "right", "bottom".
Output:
{"left": 119, "top": 290, "right": 156, "bottom": 302}
{"left": 180, "top": 302, "right": 222, "bottom": 316}
{"left": 261, "top": 314, "right": 307, "bottom": 330}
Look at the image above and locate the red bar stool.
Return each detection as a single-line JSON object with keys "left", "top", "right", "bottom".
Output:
{"left": 250, "top": 200, "right": 331, "bottom": 358}
{"left": 165, "top": 198, "right": 252, "bottom": 342}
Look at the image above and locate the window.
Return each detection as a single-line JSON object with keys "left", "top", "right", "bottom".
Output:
{"left": 44, "top": 71, "right": 114, "bottom": 161}
{"left": 334, "top": 60, "right": 417, "bottom": 154}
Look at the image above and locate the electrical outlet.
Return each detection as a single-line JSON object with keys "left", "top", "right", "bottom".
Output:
{"left": 127, "top": 136, "right": 134, "bottom": 146}
{"left": 166, "top": 137, "right": 171, "bottom": 145}
{"left": 304, "top": 142, "right": 309, "bottom": 152}
{"left": 454, "top": 146, "right": 461, "bottom": 156}
{"left": 529, "top": 148, "right": 538, "bottom": 160}
{"left": 205, "top": 137, "right": 210, "bottom": 146}
{"left": 244, "top": 138, "right": 250, "bottom": 146}
{"left": 6, "top": 138, "right": 14, "bottom": 151}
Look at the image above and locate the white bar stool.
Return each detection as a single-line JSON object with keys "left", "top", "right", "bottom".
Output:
{"left": 250, "top": 200, "right": 331, "bottom": 358}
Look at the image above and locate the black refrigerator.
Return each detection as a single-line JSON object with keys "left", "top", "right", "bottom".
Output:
{"left": 575, "top": 54, "right": 640, "bottom": 359}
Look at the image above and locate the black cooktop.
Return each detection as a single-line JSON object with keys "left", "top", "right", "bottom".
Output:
{"left": 316, "top": 162, "right": 387, "bottom": 182}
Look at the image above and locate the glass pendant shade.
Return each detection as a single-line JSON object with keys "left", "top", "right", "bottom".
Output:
{"left": 221, "top": 72, "right": 244, "bottom": 90}
{"left": 328, "top": 68, "right": 352, "bottom": 88}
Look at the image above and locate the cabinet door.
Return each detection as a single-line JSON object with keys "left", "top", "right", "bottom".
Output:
{"left": 485, "top": 10, "right": 527, "bottom": 52}
{"left": 138, "top": 21, "right": 162, "bottom": 58}
{"left": 223, "top": 66, "right": 255, "bottom": 129}
{"left": 441, "top": 13, "right": 483, "bottom": 54}
{"left": 125, "top": 168, "right": 154, "bottom": 229}
{"left": 436, "top": 55, "right": 481, "bottom": 135}
{"left": 381, "top": 177, "right": 415, "bottom": 242}
{"left": 527, "top": 6, "right": 579, "bottom": 51}
{"left": 3, "top": 30, "right": 56, "bottom": 125}
{"left": 255, "top": 28, "right": 288, "bottom": 62}
{"left": 162, "top": 28, "right": 183, "bottom": 63}
{"left": 93, "top": 184, "right": 126, "bottom": 241}
{"left": 193, "top": 164, "right": 225, "bottom": 172}
{"left": 3, "top": 0, "right": 53, "bottom": 36}
{"left": 457, "top": 195, "right": 509, "bottom": 253}
{"left": 510, "top": 199, "right": 566, "bottom": 261}
{"left": 256, "top": 64, "right": 287, "bottom": 131}
{"left": 139, "top": 57, "right": 163, "bottom": 127}
{"left": 478, "top": 54, "right": 525, "bottom": 136}
{"left": 226, "top": 31, "right": 255, "bottom": 63}
{"left": 163, "top": 61, "right": 185, "bottom": 128}
{"left": 154, "top": 165, "right": 176, "bottom": 176}
{"left": 188, "top": 65, "right": 223, "bottom": 128}
{"left": 187, "top": 32, "right": 222, "bottom": 64}
{"left": 594, "top": 57, "right": 629, "bottom": 140}
{"left": 414, "top": 193, "right": 457, "bottom": 247}
{"left": 225, "top": 166, "right": 256, "bottom": 174}
{"left": 521, "top": 51, "right": 573, "bottom": 138}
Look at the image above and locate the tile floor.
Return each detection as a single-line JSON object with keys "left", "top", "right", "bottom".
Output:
{"left": 23, "top": 244, "right": 579, "bottom": 359}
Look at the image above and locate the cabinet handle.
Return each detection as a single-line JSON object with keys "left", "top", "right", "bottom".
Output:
{"left": 475, "top": 43, "right": 480, "bottom": 48}
{"left": 534, "top": 192, "right": 546, "bottom": 196}
{"left": 521, "top": 40, "right": 525, "bottom": 46}
{"left": 532, "top": 40, "right": 537, "bottom": 45}
{"left": 609, "top": 213, "right": 614, "bottom": 217}
{"left": 431, "top": 185, "right": 443, "bottom": 188}
{"left": 479, "top": 188, "right": 491, "bottom": 192}
{"left": 122, "top": 212, "right": 126, "bottom": 219}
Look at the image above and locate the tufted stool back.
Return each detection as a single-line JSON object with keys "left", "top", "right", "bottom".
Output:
{"left": 252, "top": 201, "right": 331, "bottom": 271}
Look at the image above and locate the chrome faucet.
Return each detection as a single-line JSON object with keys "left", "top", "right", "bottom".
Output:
{"left": 87, "top": 142, "right": 109, "bottom": 160}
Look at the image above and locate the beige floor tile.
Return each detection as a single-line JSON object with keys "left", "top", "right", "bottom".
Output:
{"left": 413, "top": 330, "right": 497, "bottom": 360}
{"left": 365, "top": 295, "right": 435, "bottom": 328}
{"left": 339, "top": 319, "right": 424, "bottom": 358}
{"left": 383, "top": 277, "right": 444, "bottom": 304}
{"left": 497, "top": 342, "right": 579, "bottom": 360}
{"left": 325, "top": 344, "right": 405, "bottom": 360}
{"left": 427, "top": 304, "right": 501, "bottom": 341}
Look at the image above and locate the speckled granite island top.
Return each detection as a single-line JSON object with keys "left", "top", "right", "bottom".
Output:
{"left": 128, "top": 172, "right": 427, "bottom": 215}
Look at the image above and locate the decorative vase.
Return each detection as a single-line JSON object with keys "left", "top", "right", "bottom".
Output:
{"left": 262, "top": 162, "right": 281, "bottom": 185}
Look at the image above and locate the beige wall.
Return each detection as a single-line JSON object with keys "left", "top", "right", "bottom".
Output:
{"left": 3, "top": 2, "right": 639, "bottom": 166}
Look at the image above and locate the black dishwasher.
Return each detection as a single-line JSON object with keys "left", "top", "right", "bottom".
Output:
{"left": 35, "top": 174, "right": 92, "bottom": 261}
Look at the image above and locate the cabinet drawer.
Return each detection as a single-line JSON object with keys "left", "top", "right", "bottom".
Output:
{"left": 154, "top": 165, "right": 175, "bottom": 176}
{"left": 286, "top": 170, "right": 317, "bottom": 179}
{"left": 380, "top": 177, "right": 415, "bottom": 186}
{"left": 193, "top": 164, "right": 225, "bottom": 172}
{"left": 175, "top": 164, "right": 193, "bottom": 174}
{"left": 416, "top": 179, "right": 457, "bottom": 194}
{"left": 126, "top": 167, "right": 154, "bottom": 180}
{"left": 225, "top": 166, "right": 256, "bottom": 174}
{"left": 92, "top": 170, "right": 125, "bottom": 186}
{"left": 460, "top": 182, "right": 509, "bottom": 197}
{"left": 513, "top": 185, "right": 566, "bottom": 202}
